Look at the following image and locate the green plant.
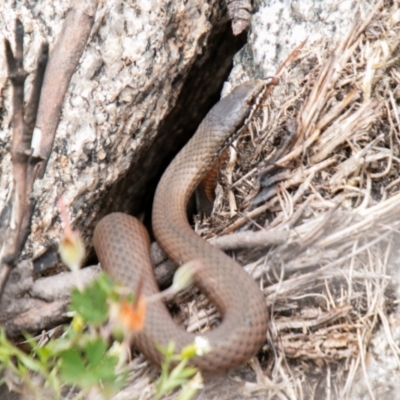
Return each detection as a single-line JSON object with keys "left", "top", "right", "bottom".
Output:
{"left": 0, "top": 271, "right": 206, "bottom": 399}
{"left": 0, "top": 273, "right": 127, "bottom": 399}
{"left": 155, "top": 340, "right": 207, "bottom": 400}
{"left": 0, "top": 207, "right": 206, "bottom": 399}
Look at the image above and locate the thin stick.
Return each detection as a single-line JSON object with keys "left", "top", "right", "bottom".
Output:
{"left": 33, "top": 0, "right": 99, "bottom": 178}
{"left": 0, "top": 20, "right": 30, "bottom": 295}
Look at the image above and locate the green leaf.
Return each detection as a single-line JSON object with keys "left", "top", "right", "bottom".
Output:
{"left": 47, "top": 337, "right": 73, "bottom": 354}
{"left": 17, "top": 353, "right": 43, "bottom": 373}
{"left": 59, "top": 341, "right": 121, "bottom": 390}
{"left": 85, "top": 339, "right": 107, "bottom": 366}
{"left": 23, "top": 333, "right": 52, "bottom": 365}
{"left": 171, "top": 365, "right": 197, "bottom": 381}
{"left": 89, "top": 354, "right": 118, "bottom": 386}
{"left": 70, "top": 278, "right": 109, "bottom": 325}
{"left": 96, "top": 273, "right": 114, "bottom": 295}
{"left": 59, "top": 349, "right": 86, "bottom": 384}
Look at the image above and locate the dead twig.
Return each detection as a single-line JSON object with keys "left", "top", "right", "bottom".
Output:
{"left": 0, "top": 20, "right": 48, "bottom": 297}
{"left": 208, "top": 228, "right": 288, "bottom": 251}
{"left": 33, "top": 0, "right": 98, "bottom": 178}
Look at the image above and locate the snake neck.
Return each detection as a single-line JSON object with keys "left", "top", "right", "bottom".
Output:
{"left": 152, "top": 80, "right": 267, "bottom": 261}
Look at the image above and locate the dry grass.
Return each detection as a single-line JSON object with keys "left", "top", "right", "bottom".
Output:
{"left": 109, "top": 3, "right": 400, "bottom": 399}
{"left": 186, "top": 2, "right": 400, "bottom": 399}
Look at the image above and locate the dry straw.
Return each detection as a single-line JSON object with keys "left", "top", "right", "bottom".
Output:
{"left": 118, "top": 3, "right": 400, "bottom": 399}
{"left": 196, "top": 4, "right": 399, "bottom": 399}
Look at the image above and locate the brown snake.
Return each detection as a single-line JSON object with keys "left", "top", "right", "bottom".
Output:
{"left": 93, "top": 80, "right": 269, "bottom": 373}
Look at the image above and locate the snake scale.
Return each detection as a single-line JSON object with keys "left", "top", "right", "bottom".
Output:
{"left": 93, "top": 80, "right": 269, "bottom": 373}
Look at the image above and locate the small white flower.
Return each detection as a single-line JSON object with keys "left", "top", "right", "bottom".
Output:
{"left": 194, "top": 337, "right": 211, "bottom": 356}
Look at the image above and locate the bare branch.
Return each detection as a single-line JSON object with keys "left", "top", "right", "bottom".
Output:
{"left": 208, "top": 228, "right": 288, "bottom": 251}
{"left": 33, "top": 0, "right": 99, "bottom": 178}
{"left": 0, "top": 19, "right": 30, "bottom": 294}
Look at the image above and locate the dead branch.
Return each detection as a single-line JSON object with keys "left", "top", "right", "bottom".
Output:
{"left": 0, "top": 262, "right": 100, "bottom": 337}
{"left": 0, "top": 20, "right": 47, "bottom": 297}
{"left": 3, "top": 299, "right": 69, "bottom": 338}
{"left": 273, "top": 304, "right": 352, "bottom": 332}
{"left": 33, "top": 0, "right": 98, "bottom": 178}
{"left": 29, "top": 265, "right": 101, "bottom": 302}
{"left": 208, "top": 228, "right": 288, "bottom": 250}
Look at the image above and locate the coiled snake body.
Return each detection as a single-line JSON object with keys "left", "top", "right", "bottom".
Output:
{"left": 93, "top": 80, "right": 269, "bottom": 373}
